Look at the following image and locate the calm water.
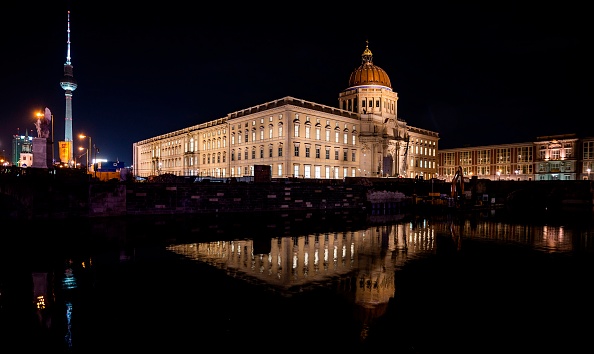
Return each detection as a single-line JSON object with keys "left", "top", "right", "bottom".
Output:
{"left": 2, "top": 209, "right": 594, "bottom": 353}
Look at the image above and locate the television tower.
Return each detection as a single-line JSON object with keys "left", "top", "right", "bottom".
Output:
{"left": 59, "top": 10, "right": 77, "bottom": 164}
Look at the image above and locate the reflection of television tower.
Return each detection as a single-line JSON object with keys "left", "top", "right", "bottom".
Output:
{"left": 59, "top": 10, "right": 77, "bottom": 164}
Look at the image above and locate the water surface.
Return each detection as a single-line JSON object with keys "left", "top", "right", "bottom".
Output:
{"left": 2, "top": 209, "right": 593, "bottom": 353}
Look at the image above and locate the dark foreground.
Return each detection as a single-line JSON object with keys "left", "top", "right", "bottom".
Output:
{"left": 2, "top": 210, "right": 594, "bottom": 353}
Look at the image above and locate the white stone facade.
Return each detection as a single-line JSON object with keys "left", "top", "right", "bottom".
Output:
{"left": 133, "top": 45, "right": 439, "bottom": 180}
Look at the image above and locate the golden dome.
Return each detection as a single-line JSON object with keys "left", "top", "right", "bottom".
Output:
{"left": 348, "top": 42, "right": 392, "bottom": 89}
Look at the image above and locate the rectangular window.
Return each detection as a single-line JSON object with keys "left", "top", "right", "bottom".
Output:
{"left": 245, "top": 150, "right": 248, "bottom": 160}
{"left": 351, "top": 151, "right": 356, "bottom": 162}
{"left": 460, "top": 151, "right": 471, "bottom": 165}
{"left": 477, "top": 150, "right": 489, "bottom": 164}
{"left": 518, "top": 146, "right": 532, "bottom": 162}
{"left": 315, "top": 146, "right": 320, "bottom": 158}
{"left": 260, "top": 149, "right": 263, "bottom": 158}
{"left": 335, "top": 150, "right": 339, "bottom": 160}
{"left": 294, "top": 165, "right": 299, "bottom": 178}
{"left": 305, "top": 146, "right": 310, "bottom": 158}
{"left": 277, "top": 164, "right": 282, "bottom": 177}
{"left": 584, "top": 141, "right": 594, "bottom": 159}
{"left": 314, "top": 165, "right": 321, "bottom": 178}
{"left": 496, "top": 148, "right": 510, "bottom": 163}
{"left": 343, "top": 150, "right": 348, "bottom": 161}
{"left": 304, "top": 165, "right": 311, "bottom": 178}
{"left": 269, "top": 147, "right": 273, "bottom": 158}
{"left": 278, "top": 146, "right": 283, "bottom": 157}
{"left": 325, "top": 148, "right": 330, "bottom": 159}
{"left": 294, "top": 145, "right": 299, "bottom": 157}
{"left": 444, "top": 152, "right": 455, "bottom": 166}
{"left": 294, "top": 125, "right": 299, "bottom": 137}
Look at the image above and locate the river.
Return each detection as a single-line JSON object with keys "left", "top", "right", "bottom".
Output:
{"left": 2, "top": 208, "right": 593, "bottom": 353}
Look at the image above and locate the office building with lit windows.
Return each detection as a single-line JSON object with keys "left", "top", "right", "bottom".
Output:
{"left": 132, "top": 44, "right": 440, "bottom": 180}
{"left": 438, "top": 134, "right": 594, "bottom": 181}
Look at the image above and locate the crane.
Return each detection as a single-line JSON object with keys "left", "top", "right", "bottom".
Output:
{"left": 451, "top": 165, "right": 464, "bottom": 199}
{"left": 400, "top": 134, "right": 410, "bottom": 177}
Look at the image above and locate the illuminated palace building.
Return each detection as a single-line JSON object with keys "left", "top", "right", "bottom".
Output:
{"left": 133, "top": 44, "right": 439, "bottom": 180}
{"left": 132, "top": 43, "right": 594, "bottom": 182}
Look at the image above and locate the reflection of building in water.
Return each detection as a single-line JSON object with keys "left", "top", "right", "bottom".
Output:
{"left": 168, "top": 222, "right": 435, "bottom": 295}
{"left": 168, "top": 221, "right": 436, "bottom": 339}
{"left": 434, "top": 218, "right": 575, "bottom": 253}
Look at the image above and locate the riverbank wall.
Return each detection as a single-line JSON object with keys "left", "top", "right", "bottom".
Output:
{"left": 0, "top": 172, "right": 592, "bottom": 219}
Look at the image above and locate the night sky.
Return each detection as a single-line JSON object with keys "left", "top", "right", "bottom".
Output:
{"left": 1, "top": 2, "right": 591, "bottom": 166}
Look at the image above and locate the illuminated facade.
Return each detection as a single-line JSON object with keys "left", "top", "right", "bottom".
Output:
{"left": 133, "top": 44, "right": 439, "bottom": 179}
{"left": 11, "top": 130, "right": 34, "bottom": 166}
{"left": 438, "top": 133, "right": 593, "bottom": 181}
{"left": 438, "top": 142, "right": 536, "bottom": 181}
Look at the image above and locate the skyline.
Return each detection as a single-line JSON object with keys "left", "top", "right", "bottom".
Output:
{"left": 1, "top": 3, "right": 591, "bottom": 166}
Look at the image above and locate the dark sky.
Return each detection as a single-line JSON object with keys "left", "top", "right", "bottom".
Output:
{"left": 1, "top": 2, "right": 591, "bottom": 165}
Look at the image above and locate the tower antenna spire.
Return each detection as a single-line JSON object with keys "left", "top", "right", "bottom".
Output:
{"left": 66, "top": 10, "right": 72, "bottom": 65}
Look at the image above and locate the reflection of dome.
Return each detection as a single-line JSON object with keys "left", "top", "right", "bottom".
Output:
{"left": 354, "top": 301, "right": 390, "bottom": 324}
{"left": 354, "top": 301, "right": 390, "bottom": 342}
{"left": 348, "top": 43, "right": 391, "bottom": 88}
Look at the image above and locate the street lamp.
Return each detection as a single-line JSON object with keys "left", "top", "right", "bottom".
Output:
{"left": 79, "top": 134, "right": 93, "bottom": 176}
{"left": 78, "top": 146, "right": 88, "bottom": 171}
{"left": 496, "top": 170, "right": 501, "bottom": 181}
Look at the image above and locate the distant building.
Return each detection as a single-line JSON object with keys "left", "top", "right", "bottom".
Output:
{"left": 133, "top": 43, "right": 440, "bottom": 180}
{"left": 11, "top": 131, "right": 34, "bottom": 166}
{"left": 19, "top": 129, "right": 33, "bottom": 167}
{"left": 437, "top": 134, "right": 594, "bottom": 181}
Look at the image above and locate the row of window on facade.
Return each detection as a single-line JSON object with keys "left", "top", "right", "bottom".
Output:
{"left": 194, "top": 165, "right": 359, "bottom": 179}
{"left": 148, "top": 136, "right": 438, "bottom": 160}
{"left": 442, "top": 147, "right": 534, "bottom": 166}
{"left": 441, "top": 142, "right": 594, "bottom": 166}
{"left": 340, "top": 97, "right": 397, "bottom": 113}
